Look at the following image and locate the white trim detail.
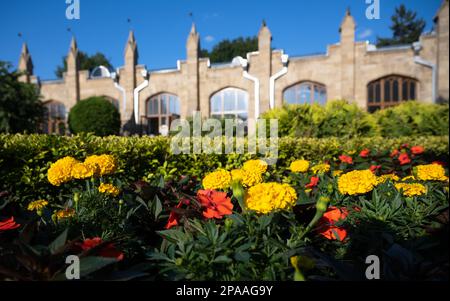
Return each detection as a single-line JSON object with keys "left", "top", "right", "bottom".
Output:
{"left": 243, "top": 71, "right": 260, "bottom": 119}
{"left": 133, "top": 74, "right": 149, "bottom": 124}
{"left": 269, "top": 53, "right": 289, "bottom": 109}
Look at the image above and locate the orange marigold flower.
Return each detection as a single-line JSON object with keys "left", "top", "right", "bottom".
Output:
{"left": 197, "top": 190, "right": 233, "bottom": 219}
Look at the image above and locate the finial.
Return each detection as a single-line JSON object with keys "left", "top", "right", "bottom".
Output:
{"left": 346, "top": 7, "right": 351, "bottom": 16}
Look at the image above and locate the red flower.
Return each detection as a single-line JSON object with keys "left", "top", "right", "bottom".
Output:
{"left": 0, "top": 217, "right": 20, "bottom": 232}
{"left": 78, "top": 237, "right": 124, "bottom": 261}
{"left": 339, "top": 155, "right": 353, "bottom": 164}
{"left": 165, "top": 201, "right": 184, "bottom": 229}
{"left": 305, "top": 176, "right": 319, "bottom": 189}
{"left": 359, "top": 149, "right": 370, "bottom": 158}
{"left": 197, "top": 190, "right": 233, "bottom": 219}
{"left": 398, "top": 153, "right": 411, "bottom": 165}
{"left": 390, "top": 149, "right": 399, "bottom": 158}
{"left": 411, "top": 146, "right": 424, "bottom": 155}
{"left": 317, "top": 207, "right": 349, "bottom": 241}
{"left": 369, "top": 165, "right": 381, "bottom": 173}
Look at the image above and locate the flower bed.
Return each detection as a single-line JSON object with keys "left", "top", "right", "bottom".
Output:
{"left": 0, "top": 134, "right": 449, "bottom": 280}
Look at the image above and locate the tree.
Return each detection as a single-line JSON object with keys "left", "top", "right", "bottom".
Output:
{"left": 55, "top": 51, "right": 113, "bottom": 79}
{"left": 68, "top": 96, "right": 120, "bottom": 136}
{"left": 0, "top": 61, "right": 44, "bottom": 133}
{"left": 376, "top": 4, "right": 426, "bottom": 47}
{"left": 201, "top": 36, "right": 258, "bottom": 63}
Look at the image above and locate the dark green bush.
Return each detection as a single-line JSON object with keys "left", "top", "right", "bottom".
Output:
{"left": 68, "top": 96, "right": 120, "bottom": 136}
{"left": 261, "top": 100, "right": 449, "bottom": 138}
{"left": 373, "top": 101, "right": 449, "bottom": 137}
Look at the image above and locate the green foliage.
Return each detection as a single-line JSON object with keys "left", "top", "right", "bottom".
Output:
{"left": 200, "top": 36, "right": 258, "bottom": 63}
{"left": 261, "top": 100, "right": 378, "bottom": 138}
{"left": 376, "top": 4, "right": 426, "bottom": 47}
{"left": 0, "top": 61, "right": 44, "bottom": 133}
{"left": 373, "top": 102, "right": 449, "bottom": 137}
{"left": 261, "top": 101, "right": 449, "bottom": 138}
{"left": 0, "top": 133, "right": 447, "bottom": 206}
{"left": 68, "top": 96, "right": 121, "bottom": 136}
{"left": 55, "top": 51, "right": 113, "bottom": 79}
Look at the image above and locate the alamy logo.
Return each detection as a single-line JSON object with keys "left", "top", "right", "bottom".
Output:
{"left": 66, "top": 0, "right": 80, "bottom": 20}
{"left": 365, "top": 0, "right": 380, "bottom": 20}
{"left": 365, "top": 255, "right": 380, "bottom": 279}
{"left": 65, "top": 255, "right": 80, "bottom": 279}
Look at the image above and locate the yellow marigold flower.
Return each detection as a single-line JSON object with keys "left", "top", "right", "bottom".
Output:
{"left": 231, "top": 169, "right": 262, "bottom": 187}
{"left": 71, "top": 163, "right": 95, "bottom": 180}
{"left": 55, "top": 208, "right": 75, "bottom": 220}
{"left": 202, "top": 169, "right": 232, "bottom": 190}
{"left": 401, "top": 175, "right": 416, "bottom": 181}
{"left": 376, "top": 173, "right": 400, "bottom": 184}
{"left": 290, "top": 160, "right": 310, "bottom": 173}
{"left": 395, "top": 183, "right": 427, "bottom": 197}
{"left": 333, "top": 170, "right": 344, "bottom": 177}
{"left": 246, "top": 182, "right": 297, "bottom": 214}
{"left": 242, "top": 159, "right": 268, "bottom": 174}
{"left": 27, "top": 199, "right": 48, "bottom": 211}
{"left": 98, "top": 183, "right": 120, "bottom": 196}
{"left": 416, "top": 164, "right": 448, "bottom": 181}
{"left": 311, "top": 163, "right": 330, "bottom": 174}
{"left": 84, "top": 154, "right": 117, "bottom": 176}
{"left": 47, "top": 156, "right": 79, "bottom": 186}
{"left": 338, "top": 169, "right": 378, "bottom": 195}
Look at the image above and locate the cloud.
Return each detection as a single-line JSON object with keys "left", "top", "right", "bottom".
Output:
{"left": 358, "top": 28, "right": 373, "bottom": 39}
{"left": 204, "top": 35, "right": 215, "bottom": 43}
{"left": 203, "top": 13, "right": 219, "bottom": 20}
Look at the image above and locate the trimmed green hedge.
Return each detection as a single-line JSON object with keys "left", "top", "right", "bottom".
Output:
{"left": 0, "top": 134, "right": 448, "bottom": 203}
{"left": 261, "top": 101, "right": 449, "bottom": 138}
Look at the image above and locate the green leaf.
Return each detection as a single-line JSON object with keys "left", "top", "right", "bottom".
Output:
{"left": 48, "top": 228, "right": 68, "bottom": 255}
{"left": 213, "top": 255, "right": 233, "bottom": 263}
{"left": 154, "top": 195, "right": 162, "bottom": 220}
{"left": 79, "top": 256, "right": 118, "bottom": 277}
{"left": 234, "top": 252, "right": 250, "bottom": 262}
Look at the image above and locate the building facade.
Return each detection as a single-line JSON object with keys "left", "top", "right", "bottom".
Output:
{"left": 18, "top": 2, "right": 449, "bottom": 135}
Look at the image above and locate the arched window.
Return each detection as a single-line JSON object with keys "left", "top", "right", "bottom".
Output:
{"left": 367, "top": 75, "right": 417, "bottom": 112}
{"left": 43, "top": 101, "right": 66, "bottom": 135}
{"left": 146, "top": 93, "right": 180, "bottom": 135}
{"left": 90, "top": 66, "right": 112, "bottom": 79}
{"left": 283, "top": 81, "right": 327, "bottom": 105}
{"left": 210, "top": 88, "right": 248, "bottom": 121}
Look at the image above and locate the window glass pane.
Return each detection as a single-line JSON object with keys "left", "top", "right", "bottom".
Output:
{"left": 211, "top": 95, "right": 221, "bottom": 113}
{"left": 169, "top": 96, "right": 180, "bottom": 115}
{"left": 299, "top": 84, "right": 311, "bottom": 104}
{"left": 402, "top": 81, "right": 408, "bottom": 100}
{"left": 410, "top": 82, "right": 416, "bottom": 100}
{"left": 375, "top": 83, "right": 381, "bottom": 103}
{"left": 283, "top": 88, "right": 296, "bottom": 105}
{"left": 368, "top": 85, "right": 374, "bottom": 103}
{"left": 393, "top": 80, "right": 399, "bottom": 102}
{"left": 148, "top": 118, "right": 159, "bottom": 135}
{"left": 384, "top": 80, "right": 391, "bottom": 102}
{"left": 223, "top": 90, "right": 236, "bottom": 111}
{"left": 161, "top": 95, "right": 167, "bottom": 114}
{"left": 237, "top": 91, "right": 247, "bottom": 111}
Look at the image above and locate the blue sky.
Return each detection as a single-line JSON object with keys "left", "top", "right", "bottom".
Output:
{"left": 0, "top": 0, "right": 443, "bottom": 80}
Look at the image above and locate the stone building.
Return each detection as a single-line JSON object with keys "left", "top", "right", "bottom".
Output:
{"left": 18, "top": 2, "right": 449, "bottom": 135}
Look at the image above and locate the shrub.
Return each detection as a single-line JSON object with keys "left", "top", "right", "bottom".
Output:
{"left": 374, "top": 101, "right": 449, "bottom": 137}
{"left": 261, "top": 100, "right": 449, "bottom": 138}
{"left": 261, "top": 100, "right": 379, "bottom": 138}
{"left": 68, "top": 96, "right": 120, "bottom": 136}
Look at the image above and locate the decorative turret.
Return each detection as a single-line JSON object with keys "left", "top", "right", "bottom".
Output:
{"left": 340, "top": 7, "right": 355, "bottom": 44}
{"left": 66, "top": 36, "right": 80, "bottom": 105}
{"left": 186, "top": 22, "right": 199, "bottom": 61}
{"left": 258, "top": 20, "right": 272, "bottom": 54}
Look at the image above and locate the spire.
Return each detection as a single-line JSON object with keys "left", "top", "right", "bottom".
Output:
{"left": 346, "top": 6, "right": 351, "bottom": 16}
{"left": 124, "top": 30, "right": 138, "bottom": 65}
{"left": 258, "top": 20, "right": 272, "bottom": 52}
{"left": 69, "top": 36, "right": 78, "bottom": 55}
{"left": 18, "top": 42, "right": 33, "bottom": 82}
{"left": 190, "top": 22, "right": 197, "bottom": 35}
{"left": 339, "top": 7, "right": 356, "bottom": 35}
